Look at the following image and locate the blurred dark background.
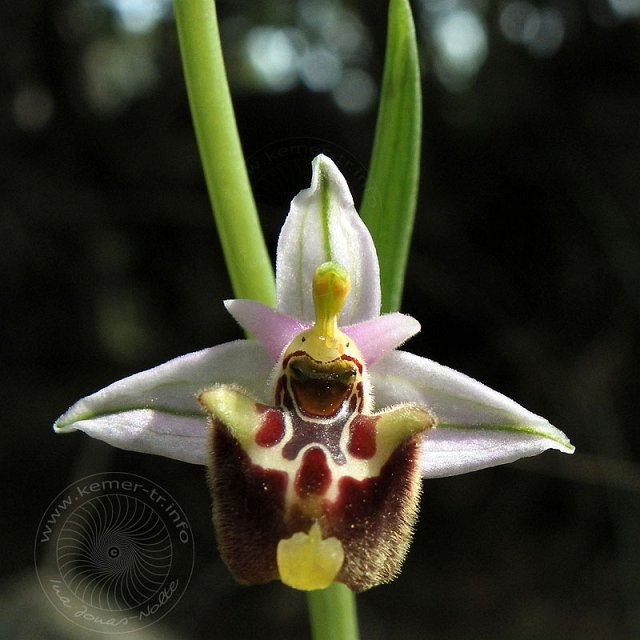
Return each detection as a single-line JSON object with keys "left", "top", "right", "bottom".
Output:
{"left": 2, "top": 0, "right": 640, "bottom": 638}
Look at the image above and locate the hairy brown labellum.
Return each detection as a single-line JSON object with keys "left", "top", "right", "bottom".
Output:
{"left": 199, "top": 263, "right": 433, "bottom": 591}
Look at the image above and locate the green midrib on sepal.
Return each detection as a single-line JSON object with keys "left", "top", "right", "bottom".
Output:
{"left": 54, "top": 406, "right": 204, "bottom": 432}
{"left": 435, "top": 421, "right": 575, "bottom": 451}
{"left": 320, "top": 163, "right": 334, "bottom": 263}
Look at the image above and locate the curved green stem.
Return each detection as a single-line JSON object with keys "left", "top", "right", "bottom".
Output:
{"left": 172, "top": 0, "right": 275, "bottom": 305}
{"left": 307, "top": 583, "right": 360, "bottom": 640}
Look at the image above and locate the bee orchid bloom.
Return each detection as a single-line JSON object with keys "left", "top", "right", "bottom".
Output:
{"left": 54, "top": 154, "right": 574, "bottom": 592}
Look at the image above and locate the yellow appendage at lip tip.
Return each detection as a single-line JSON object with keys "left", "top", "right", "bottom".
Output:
{"left": 277, "top": 522, "right": 344, "bottom": 591}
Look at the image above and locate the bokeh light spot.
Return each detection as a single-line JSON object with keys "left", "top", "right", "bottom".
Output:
{"left": 608, "top": 0, "right": 640, "bottom": 18}
{"left": 83, "top": 37, "right": 158, "bottom": 114}
{"left": 101, "top": 0, "right": 170, "bottom": 34}
{"left": 500, "top": 2, "right": 566, "bottom": 57}
{"left": 301, "top": 47, "right": 342, "bottom": 91}
{"left": 332, "top": 68, "right": 375, "bottom": 114}
{"left": 433, "top": 9, "right": 488, "bottom": 91}
{"left": 245, "top": 27, "right": 300, "bottom": 91}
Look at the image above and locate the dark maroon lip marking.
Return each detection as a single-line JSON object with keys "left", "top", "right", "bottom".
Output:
{"left": 339, "top": 354, "right": 363, "bottom": 373}
{"left": 295, "top": 447, "right": 332, "bottom": 498}
{"left": 347, "top": 415, "right": 377, "bottom": 459}
{"left": 255, "top": 409, "right": 285, "bottom": 447}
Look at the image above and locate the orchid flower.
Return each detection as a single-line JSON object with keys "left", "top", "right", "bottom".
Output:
{"left": 54, "top": 154, "right": 573, "bottom": 593}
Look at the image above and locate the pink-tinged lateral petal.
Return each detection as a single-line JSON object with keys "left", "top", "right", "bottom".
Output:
{"left": 224, "top": 299, "right": 310, "bottom": 360}
{"left": 343, "top": 313, "right": 421, "bottom": 367}
{"left": 370, "top": 350, "right": 574, "bottom": 477}
{"left": 53, "top": 341, "right": 275, "bottom": 463}
{"left": 276, "top": 155, "right": 381, "bottom": 325}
